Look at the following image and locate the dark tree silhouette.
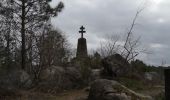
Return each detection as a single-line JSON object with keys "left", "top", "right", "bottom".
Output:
{"left": 0, "top": 0, "right": 64, "bottom": 69}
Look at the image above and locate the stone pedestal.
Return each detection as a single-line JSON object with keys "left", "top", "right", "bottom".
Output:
{"left": 165, "top": 68, "right": 170, "bottom": 100}
{"left": 76, "top": 38, "right": 87, "bottom": 58}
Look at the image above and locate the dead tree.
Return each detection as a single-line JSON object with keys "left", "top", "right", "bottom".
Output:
{"left": 121, "top": 7, "right": 145, "bottom": 62}
{"left": 99, "top": 35, "right": 121, "bottom": 58}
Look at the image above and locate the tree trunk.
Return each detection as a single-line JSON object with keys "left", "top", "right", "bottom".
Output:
{"left": 21, "top": 0, "right": 26, "bottom": 70}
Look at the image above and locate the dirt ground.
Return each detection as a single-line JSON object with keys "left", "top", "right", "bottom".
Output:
{"left": 1, "top": 85, "right": 164, "bottom": 100}
{"left": 1, "top": 88, "right": 88, "bottom": 100}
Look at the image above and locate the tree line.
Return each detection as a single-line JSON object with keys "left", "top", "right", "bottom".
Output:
{"left": 0, "top": 0, "right": 71, "bottom": 79}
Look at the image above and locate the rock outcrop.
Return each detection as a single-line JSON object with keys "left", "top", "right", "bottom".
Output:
{"left": 38, "top": 66, "right": 83, "bottom": 93}
{"left": 88, "top": 79, "right": 153, "bottom": 100}
{"left": 144, "top": 72, "right": 162, "bottom": 84}
{"left": 101, "top": 54, "right": 131, "bottom": 78}
{"left": 0, "top": 70, "right": 32, "bottom": 89}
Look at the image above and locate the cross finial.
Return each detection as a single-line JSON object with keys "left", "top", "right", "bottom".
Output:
{"left": 79, "top": 25, "right": 86, "bottom": 38}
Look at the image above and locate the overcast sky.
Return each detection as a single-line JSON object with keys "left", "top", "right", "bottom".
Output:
{"left": 50, "top": 0, "right": 170, "bottom": 66}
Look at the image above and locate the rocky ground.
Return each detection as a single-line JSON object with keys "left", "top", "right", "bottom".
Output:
{"left": 1, "top": 80, "right": 164, "bottom": 100}
{"left": 0, "top": 54, "right": 165, "bottom": 100}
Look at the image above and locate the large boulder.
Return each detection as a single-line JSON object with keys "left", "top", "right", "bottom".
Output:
{"left": 101, "top": 54, "right": 131, "bottom": 78}
{"left": 0, "top": 69, "right": 32, "bottom": 97}
{"left": 144, "top": 72, "right": 160, "bottom": 81}
{"left": 3, "top": 70, "right": 32, "bottom": 89}
{"left": 38, "top": 66, "right": 83, "bottom": 93}
{"left": 90, "top": 69, "right": 103, "bottom": 80}
{"left": 88, "top": 79, "right": 153, "bottom": 100}
{"left": 40, "top": 66, "right": 82, "bottom": 84}
{"left": 39, "top": 66, "right": 65, "bottom": 81}
{"left": 39, "top": 66, "right": 69, "bottom": 92}
{"left": 88, "top": 79, "right": 129, "bottom": 100}
{"left": 65, "top": 67, "right": 82, "bottom": 82}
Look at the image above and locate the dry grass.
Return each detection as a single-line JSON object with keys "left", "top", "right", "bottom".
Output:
{"left": 54, "top": 89, "right": 88, "bottom": 100}
{"left": 0, "top": 89, "right": 88, "bottom": 100}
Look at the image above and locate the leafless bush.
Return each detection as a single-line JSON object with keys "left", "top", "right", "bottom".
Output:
{"left": 99, "top": 7, "right": 148, "bottom": 62}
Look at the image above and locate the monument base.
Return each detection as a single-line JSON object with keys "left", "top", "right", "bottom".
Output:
{"left": 76, "top": 38, "right": 87, "bottom": 58}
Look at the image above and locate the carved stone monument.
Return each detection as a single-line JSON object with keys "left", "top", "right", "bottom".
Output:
{"left": 76, "top": 26, "right": 88, "bottom": 58}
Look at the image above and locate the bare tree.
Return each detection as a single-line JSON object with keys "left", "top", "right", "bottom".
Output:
{"left": 0, "top": 0, "right": 64, "bottom": 70}
{"left": 121, "top": 8, "right": 144, "bottom": 62}
{"left": 98, "top": 7, "right": 146, "bottom": 62}
{"left": 99, "top": 35, "right": 121, "bottom": 58}
{"left": 27, "top": 25, "right": 70, "bottom": 80}
{"left": 0, "top": 0, "right": 17, "bottom": 68}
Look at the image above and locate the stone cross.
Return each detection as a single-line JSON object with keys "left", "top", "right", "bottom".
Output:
{"left": 79, "top": 26, "right": 86, "bottom": 38}
{"left": 76, "top": 26, "right": 88, "bottom": 58}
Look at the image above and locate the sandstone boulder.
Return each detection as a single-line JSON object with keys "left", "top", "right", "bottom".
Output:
{"left": 38, "top": 66, "right": 83, "bottom": 93}
{"left": 8, "top": 70, "right": 32, "bottom": 88}
{"left": 88, "top": 79, "right": 153, "bottom": 100}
